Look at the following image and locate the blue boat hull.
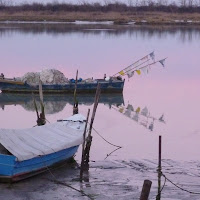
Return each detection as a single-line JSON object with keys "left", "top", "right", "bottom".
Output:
{"left": 0, "top": 145, "right": 79, "bottom": 182}
{"left": 0, "top": 80, "right": 125, "bottom": 93}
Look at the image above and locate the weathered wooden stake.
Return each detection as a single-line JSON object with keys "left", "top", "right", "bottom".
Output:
{"left": 73, "top": 70, "right": 79, "bottom": 115}
{"left": 82, "top": 84, "right": 101, "bottom": 169}
{"left": 158, "top": 135, "right": 162, "bottom": 170}
{"left": 156, "top": 135, "right": 162, "bottom": 200}
{"left": 140, "top": 180, "right": 152, "bottom": 200}
{"left": 80, "top": 109, "right": 90, "bottom": 181}
{"left": 32, "top": 93, "right": 39, "bottom": 120}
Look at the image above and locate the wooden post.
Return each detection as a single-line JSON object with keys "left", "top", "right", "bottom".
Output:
{"left": 158, "top": 135, "right": 162, "bottom": 170}
{"left": 82, "top": 83, "right": 101, "bottom": 169}
{"left": 73, "top": 70, "right": 79, "bottom": 115}
{"left": 140, "top": 180, "right": 152, "bottom": 200}
{"left": 80, "top": 109, "right": 90, "bottom": 181}
{"left": 156, "top": 135, "right": 162, "bottom": 200}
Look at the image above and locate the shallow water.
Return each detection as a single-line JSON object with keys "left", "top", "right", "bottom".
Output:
{"left": 0, "top": 24, "right": 200, "bottom": 199}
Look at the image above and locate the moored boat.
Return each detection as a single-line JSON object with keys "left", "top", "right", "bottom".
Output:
{"left": 0, "top": 114, "right": 85, "bottom": 182}
{"left": 0, "top": 69, "right": 124, "bottom": 94}
{"left": 0, "top": 78, "right": 124, "bottom": 93}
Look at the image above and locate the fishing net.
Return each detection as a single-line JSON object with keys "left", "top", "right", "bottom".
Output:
{"left": 17, "top": 69, "right": 68, "bottom": 85}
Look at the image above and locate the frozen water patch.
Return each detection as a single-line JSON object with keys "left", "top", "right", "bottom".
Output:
{"left": 69, "top": 21, "right": 114, "bottom": 25}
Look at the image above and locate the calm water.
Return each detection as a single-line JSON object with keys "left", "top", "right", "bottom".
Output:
{"left": 0, "top": 24, "right": 200, "bottom": 199}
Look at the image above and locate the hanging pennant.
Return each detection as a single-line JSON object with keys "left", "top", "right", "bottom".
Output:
{"left": 136, "top": 70, "right": 141, "bottom": 75}
{"left": 159, "top": 58, "right": 166, "bottom": 67}
{"left": 119, "top": 107, "right": 124, "bottom": 113}
{"left": 136, "top": 107, "right": 140, "bottom": 113}
{"left": 132, "top": 113, "right": 139, "bottom": 122}
{"left": 149, "top": 51, "right": 155, "bottom": 61}
{"left": 124, "top": 109, "right": 131, "bottom": 117}
{"left": 119, "top": 70, "right": 125, "bottom": 76}
{"left": 141, "top": 66, "right": 148, "bottom": 75}
{"left": 159, "top": 114, "right": 165, "bottom": 122}
{"left": 141, "top": 107, "right": 148, "bottom": 116}
{"left": 127, "top": 71, "right": 134, "bottom": 78}
{"left": 126, "top": 104, "right": 134, "bottom": 111}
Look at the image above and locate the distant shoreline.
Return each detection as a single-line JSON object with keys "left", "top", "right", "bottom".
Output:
{"left": 0, "top": 11, "right": 200, "bottom": 25}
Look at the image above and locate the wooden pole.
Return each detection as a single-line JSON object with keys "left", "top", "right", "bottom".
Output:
{"left": 39, "top": 80, "right": 45, "bottom": 119}
{"left": 32, "top": 93, "right": 39, "bottom": 120}
{"left": 83, "top": 83, "right": 101, "bottom": 168}
{"left": 158, "top": 135, "right": 162, "bottom": 170}
{"left": 140, "top": 180, "right": 152, "bottom": 200}
{"left": 156, "top": 135, "right": 162, "bottom": 200}
{"left": 73, "top": 70, "right": 79, "bottom": 115}
{"left": 80, "top": 109, "right": 90, "bottom": 181}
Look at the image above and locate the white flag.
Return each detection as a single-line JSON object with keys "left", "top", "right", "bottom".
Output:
{"left": 141, "top": 66, "right": 148, "bottom": 74}
{"left": 127, "top": 71, "right": 134, "bottom": 78}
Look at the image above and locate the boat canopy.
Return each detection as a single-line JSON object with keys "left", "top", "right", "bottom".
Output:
{"left": 0, "top": 114, "right": 85, "bottom": 161}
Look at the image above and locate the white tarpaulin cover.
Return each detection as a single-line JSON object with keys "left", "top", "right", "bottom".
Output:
{"left": 0, "top": 114, "right": 86, "bottom": 161}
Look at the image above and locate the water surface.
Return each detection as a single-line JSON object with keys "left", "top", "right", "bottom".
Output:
{"left": 0, "top": 24, "right": 200, "bottom": 199}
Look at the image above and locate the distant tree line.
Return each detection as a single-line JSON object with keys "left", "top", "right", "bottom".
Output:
{"left": 0, "top": 0, "right": 200, "bottom": 13}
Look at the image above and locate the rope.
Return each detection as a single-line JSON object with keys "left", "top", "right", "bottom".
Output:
{"left": 154, "top": 175, "right": 167, "bottom": 200}
{"left": 104, "top": 147, "right": 121, "bottom": 160}
{"left": 161, "top": 172, "right": 200, "bottom": 195}
{"left": 40, "top": 156, "right": 93, "bottom": 200}
{"left": 159, "top": 175, "right": 166, "bottom": 194}
{"left": 92, "top": 126, "right": 122, "bottom": 148}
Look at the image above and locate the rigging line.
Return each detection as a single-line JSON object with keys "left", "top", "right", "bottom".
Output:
{"left": 112, "top": 52, "right": 152, "bottom": 77}
{"left": 162, "top": 172, "right": 200, "bottom": 195}
{"left": 138, "top": 57, "right": 167, "bottom": 71}
{"left": 123, "top": 58, "right": 151, "bottom": 76}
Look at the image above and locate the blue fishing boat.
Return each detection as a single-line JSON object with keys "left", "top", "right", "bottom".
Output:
{"left": 0, "top": 77, "right": 124, "bottom": 94}
{"left": 0, "top": 114, "right": 85, "bottom": 182}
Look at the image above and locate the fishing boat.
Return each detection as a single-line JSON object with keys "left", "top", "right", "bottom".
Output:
{"left": 0, "top": 114, "right": 85, "bottom": 182}
{"left": 0, "top": 77, "right": 124, "bottom": 94}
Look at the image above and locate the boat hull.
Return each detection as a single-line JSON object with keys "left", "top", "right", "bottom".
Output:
{"left": 0, "top": 80, "right": 125, "bottom": 93}
{"left": 0, "top": 145, "right": 79, "bottom": 182}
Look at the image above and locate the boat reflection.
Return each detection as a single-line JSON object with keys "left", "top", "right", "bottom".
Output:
{"left": 0, "top": 93, "right": 124, "bottom": 114}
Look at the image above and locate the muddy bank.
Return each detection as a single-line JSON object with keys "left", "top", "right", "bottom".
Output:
{"left": 0, "top": 11, "right": 200, "bottom": 25}
{"left": 0, "top": 159, "right": 200, "bottom": 200}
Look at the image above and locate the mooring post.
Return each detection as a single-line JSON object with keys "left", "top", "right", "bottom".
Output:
{"left": 73, "top": 70, "right": 78, "bottom": 115}
{"left": 156, "top": 135, "right": 162, "bottom": 200}
{"left": 83, "top": 84, "right": 101, "bottom": 169}
{"left": 140, "top": 180, "right": 152, "bottom": 200}
{"left": 80, "top": 108, "right": 90, "bottom": 181}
